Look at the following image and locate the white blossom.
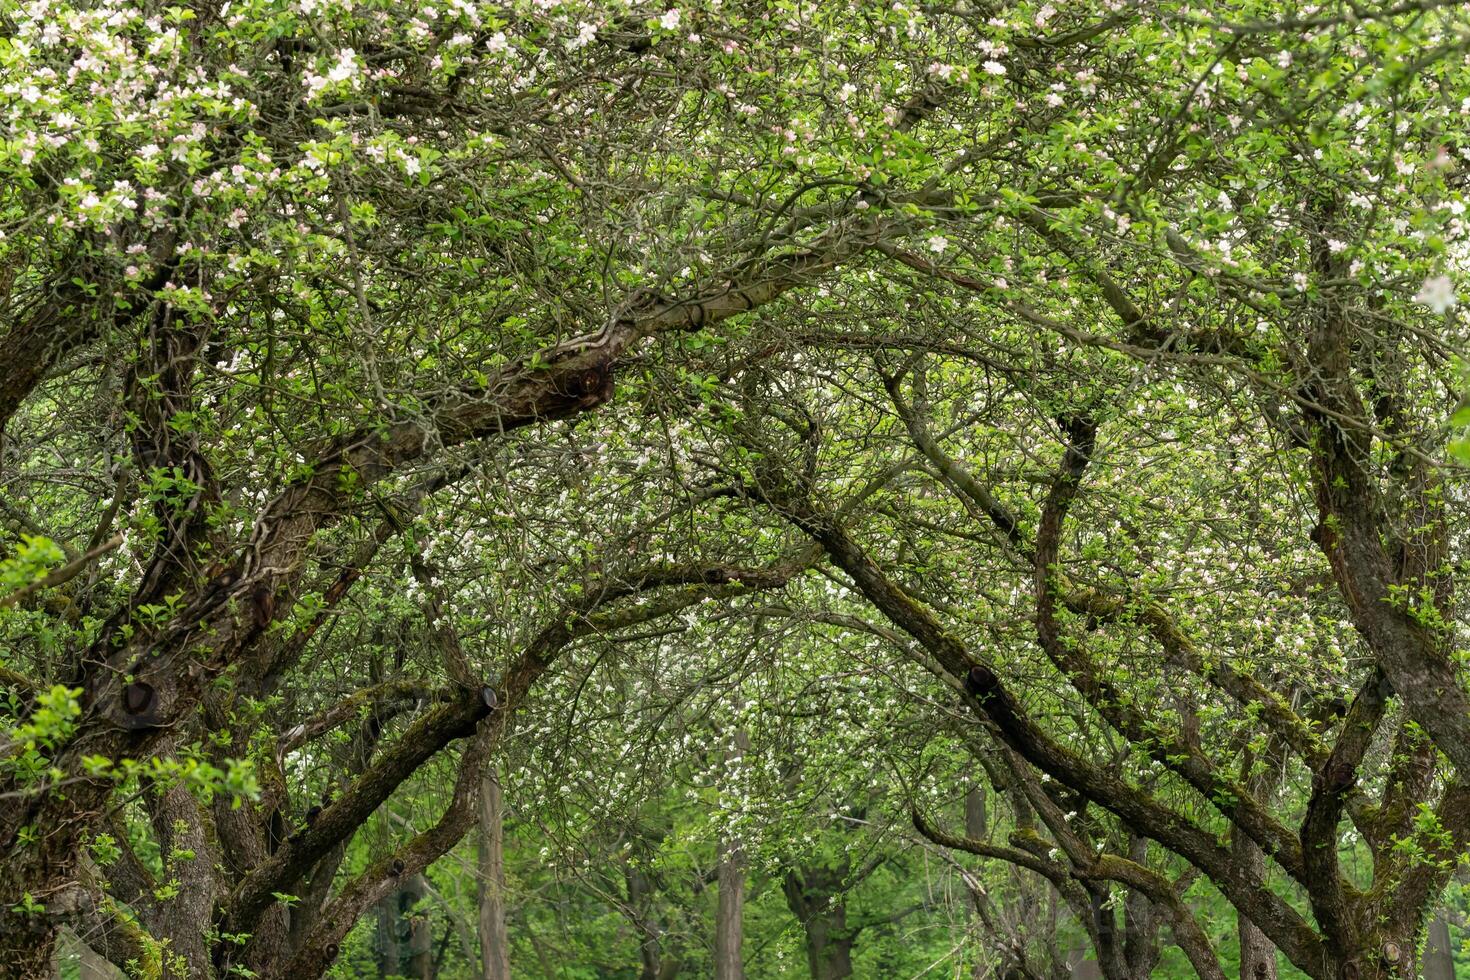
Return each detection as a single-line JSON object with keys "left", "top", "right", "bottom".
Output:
{"left": 568, "top": 21, "right": 598, "bottom": 49}
{"left": 1415, "top": 275, "right": 1457, "bottom": 314}
{"left": 327, "top": 48, "right": 358, "bottom": 84}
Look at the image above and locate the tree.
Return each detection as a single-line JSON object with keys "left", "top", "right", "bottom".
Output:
{"left": 692, "top": 6, "right": 1470, "bottom": 976}
{"left": 4, "top": 1, "right": 1470, "bottom": 978}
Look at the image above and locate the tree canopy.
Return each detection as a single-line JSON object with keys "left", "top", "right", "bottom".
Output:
{"left": 5, "top": 0, "right": 1470, "bottom": 978}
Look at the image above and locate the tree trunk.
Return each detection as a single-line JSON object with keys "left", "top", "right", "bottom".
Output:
{"left": 1424, "top": 915, "right": 1455, "bottom": 980}
{"left": 1233, "top": 795, "right": 1278, "bottom": 980}
{"left": 376, "top": 874, "right": 432, "bottom": 979}
{"left": 714, "top": 842, "right": 745, "bottom": 980}
{"left": 627, "top": 863, "right": 678, "bottom": 980}
{"left": 800, "top": 909, "right": 855, "bottom": 980}
{"left": 715, "top": 731, "right": 748, "bottom": 980}
{"left": 57, "top": 930, "right": 123, "bottom": 980}
{"left": 965, "top": 782, "right": 987, "bottom": 980}
{"left": 145, "top": 782, "right": 223, "bottom": 979}
{"left": 405, "top": 873, "right": 434, "bottom": 980}
{"left": 375, "top": 889, "right": 403, "bottom": 977}
{"left": 782, "top": 866, "right": 856, "bottom": 980}
{"left": 1236, "top": 903, "right": 1279, "bottom": 979}
{"left": 1121, "top": 837, "right": 1162, "bottom": 977}
{"left": 478, "top": 768, "right": 511, "bottom": 980}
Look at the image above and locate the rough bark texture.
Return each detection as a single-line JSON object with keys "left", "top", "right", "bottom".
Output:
{"left": 373, "top": 874, "right": 431, "bottom": 980}
{"left": 1233, "top": 829, "right": 1278, "bottom": 980}
{"left": 1232, "top": 760, "right": 1280, "bottom": 980}
{"left": 1233, "top": 751, "right": 1281, "bottom": 980}
{"left": 1234, "top": 846, "right": 1281, "bottom": 980}
{"left": 373, "top": 875, "right": 429, "bottom": 980}
{"left": 477, "top": 768, "right": 511, "bottom": 980}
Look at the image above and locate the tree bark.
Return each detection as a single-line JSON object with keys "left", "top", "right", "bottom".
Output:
{"left": 782, "top": 865, "right": 856, "bottom": 980}
{"left": 1228, "top": 747, "right": 1281, "bottom": 980}
{"left": 714, "top": 730, "right": 750, "bottom": 980}
{"left": 626, "top": 862, "right": 679, "bottom": 980}
{"left": 1424, "top": 915, "right": 1455, "bottom": 980}
{"left": 375, "top": 874, "right": 431, "bottom": 979}
{"left": 478, "top": 767, "right": 511, "bottom": 980}
{"left": 57, "top": 930, "right": 123, "bottom": 980}
{"left": 405, "top": 873, "right": 434, "bottom": 980}
{"left": 374, "top": 890, "right": 403, "bottom": 978}
{"left": 964, "top": 781, "right": 987, "bottom": 980}
{"left": 714, "top": 842, "right": 745, "bottom": 980}
{"left": 145, "top": 781, "right": 223, "bottom": 979}
{"left": 1233, "top": 830, "right": 1278, "bottom": 980}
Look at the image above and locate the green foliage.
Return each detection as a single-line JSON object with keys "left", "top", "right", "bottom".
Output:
{"left": 7, "top": 0, "right": 1470, "bottom": 976}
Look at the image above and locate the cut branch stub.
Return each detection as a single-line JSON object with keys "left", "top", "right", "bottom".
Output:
{"left": 964, "top": 664, "right": 999, "bottom": 700}
{"left": 480, "top": 685, "right": 499, "bottom": 710}
{"left": 1323, "top": 760, "right": 1356, "bottom": 795}
{"left": 559, "top": 361, "right": 614, "bottom": 406}
{"left": 118, "top": 681, "right": 162, "bottom": 730}
{"left": 250, "top": 582, "right": 276, "bottom": 629}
